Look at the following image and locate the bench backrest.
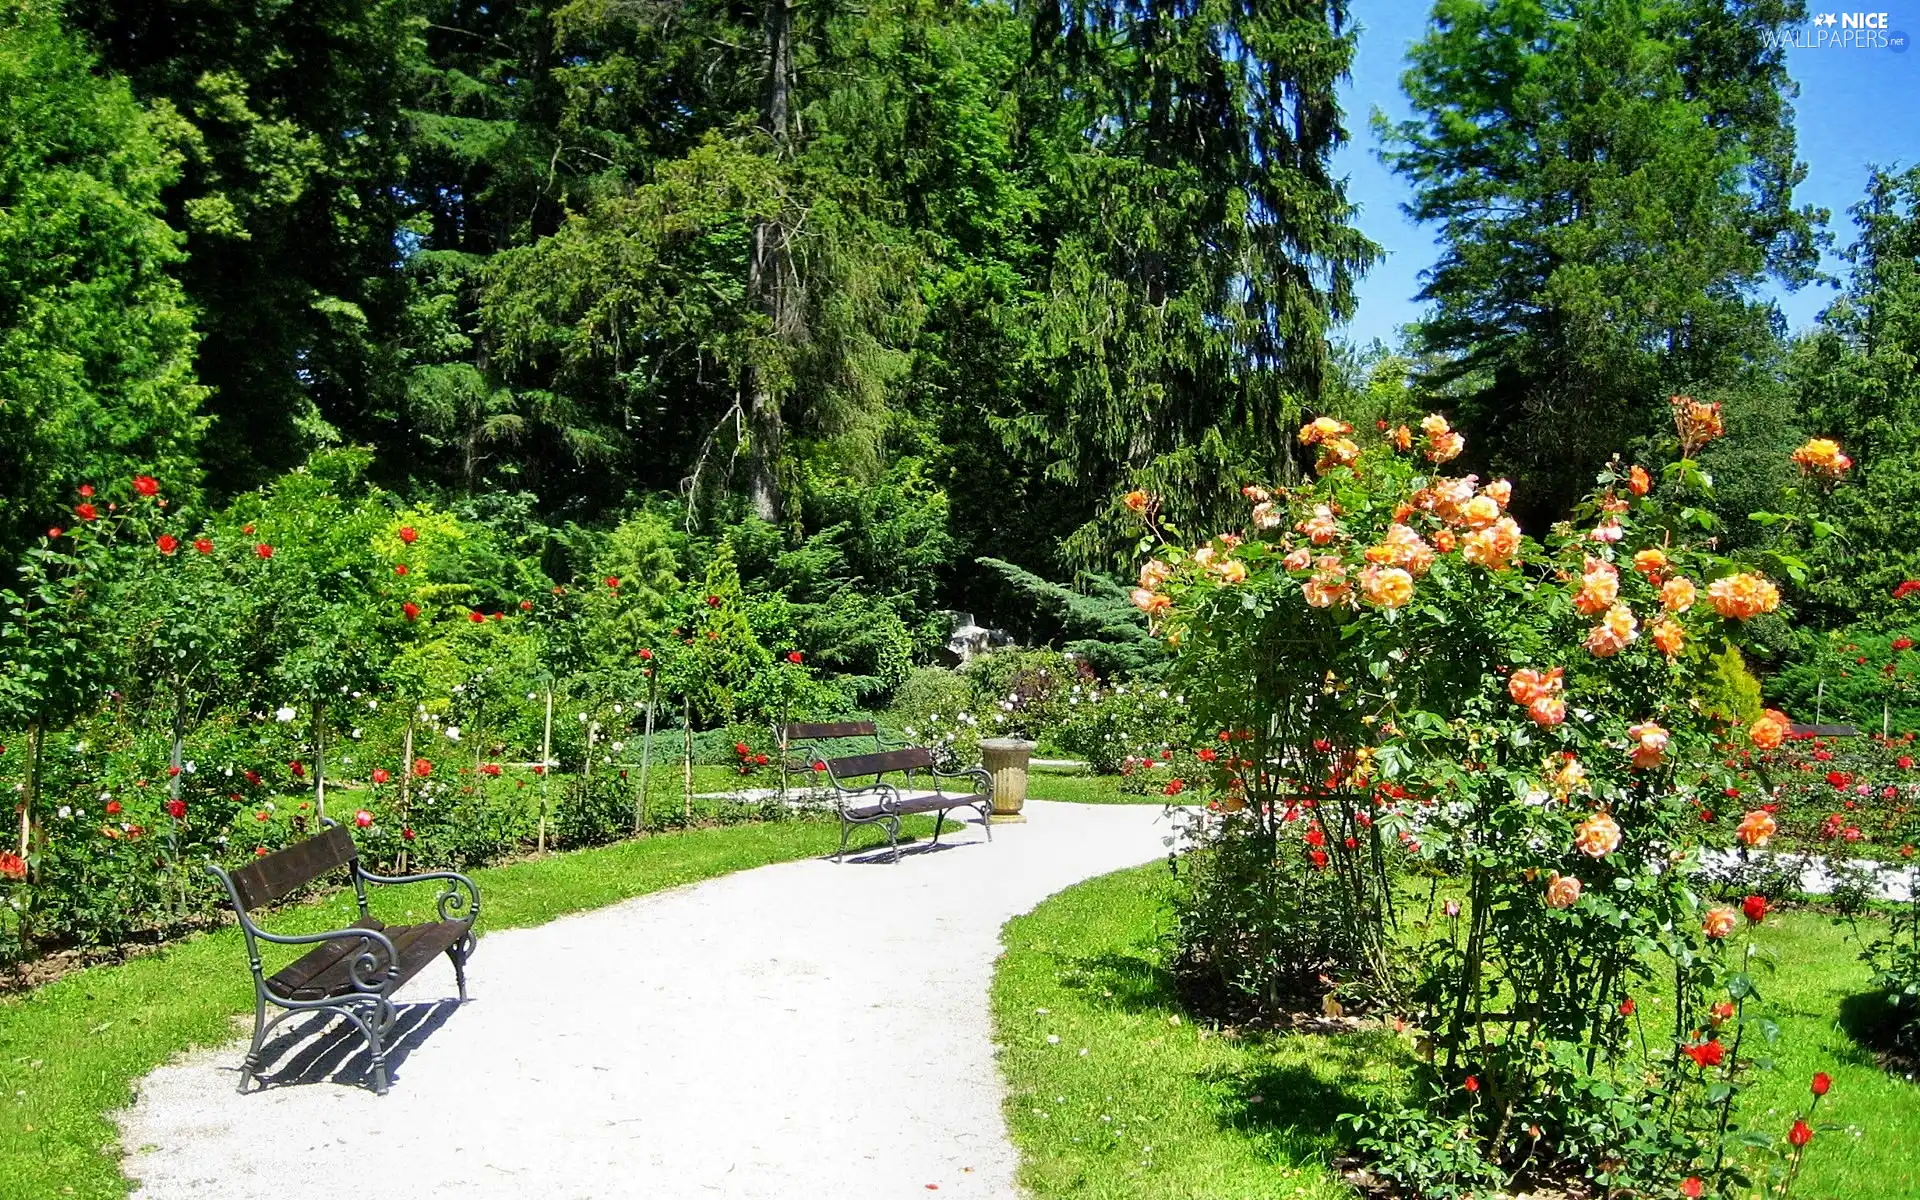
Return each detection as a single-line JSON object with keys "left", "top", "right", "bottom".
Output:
{"left": 783, "top": 720, "right": 878, "bottom": 743}
{"left": 826, "top": 747, "right": 934, "bottom": 778}
{"left": 226, "top": 825, "right": 359, "bottom": 911}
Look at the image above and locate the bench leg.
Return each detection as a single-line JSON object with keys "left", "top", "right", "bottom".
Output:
{"left": 835, "top": 815, "right": 854, "bottom": 863}
{"left": 978, "top": 801, "right": 993, "bottom": 841}
{"left": 447, "top": 935, "right": 473, "bottom": 1003}
{"left": 236, "top": 996, "right": 268, "bottom": 1094}
{"left": 887, "top": 814, "right": 903, "bottom": 863}
{"left": 339, "top": 1003, "right": 391, "bottom": 1095}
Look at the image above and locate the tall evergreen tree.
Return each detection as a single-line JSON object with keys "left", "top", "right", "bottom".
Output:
{"left": 1384, "top": 0, "right": 1821, "bottom": 524}
{"left": 0, "top": 0, "right": 205, "bottom": 558}
{"left": 1012, "top": 0, "right": 1378, "bottom": 561}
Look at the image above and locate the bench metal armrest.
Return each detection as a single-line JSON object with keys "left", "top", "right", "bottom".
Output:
{"left": 251, "top": 924, "right": 402, "bottom": 992}
{"left": 355, "top": 867, "right": 482, "bottom": 926}
{"left": 834, "top": 780, "right": 901, "bottom": 813}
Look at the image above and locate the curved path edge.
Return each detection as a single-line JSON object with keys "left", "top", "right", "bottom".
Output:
{"left": 116, "top": 801, "right": 1172, "bottom": 1199}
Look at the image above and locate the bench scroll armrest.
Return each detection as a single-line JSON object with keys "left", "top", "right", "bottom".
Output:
{"left": 931, "top": 764, "right": 994, "bottom": 799}
{"left": 355, "top": 867, "right": 482, "bottom": 927}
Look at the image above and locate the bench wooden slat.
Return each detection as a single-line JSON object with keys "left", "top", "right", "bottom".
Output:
{"left": 268, "top": 920, "right": 470, "bottom": 1002}
{"left": 228, "top": 825, "right": 358, "bottom": 911}
{"left": 829, "top": 747, "right": 934, "bottom": 777}
{"left": 784, "top": 720, "right": 878, "bottom": 742}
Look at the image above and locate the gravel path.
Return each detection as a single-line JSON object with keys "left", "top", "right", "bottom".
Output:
{"left": 117, "top": 801, "right": 1172, "bottom": 1199}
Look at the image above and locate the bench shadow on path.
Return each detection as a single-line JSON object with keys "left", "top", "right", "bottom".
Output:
{"left": 831, "top": 819, "right": 993, "bottom": 865}
{"left": 1056, "top": 946, "right": 1378, "bottom": 1163}
{"left": 240, "top": 998, "right": 462, "bottom": 1092}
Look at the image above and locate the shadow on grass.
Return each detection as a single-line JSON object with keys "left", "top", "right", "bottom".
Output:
{"left": 1836, "top": 989, "right": 1919, "bottom": 1072}
{"left": 1056, "top": 949, "right": 1182, "bottom": 1014}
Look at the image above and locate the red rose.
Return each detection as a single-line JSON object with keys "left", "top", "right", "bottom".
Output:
{"left": 1198, "top": 748, "right": 1218, "bottom": 762}
{"left": 469, "top": 611, "right": 485, "bottom": 623}
{"left": 289, "top": 761, "right": 305, "bottom": 778}
{"left": 156, "top": 534, "right": 178, "bottom": 555}
{"left": 735, "top": 742, "right": 750, "bottom": 756}
{"left": 1896, "top": 638, "right": 1914, "bottom": 651}
{"left": 1463, "top": 1074, "right": 1479, "bottom": 1093}
{"left": 132, "top": 475, "right": 159, "bottom": 497}
{"left": 255, "top": 847, "right": 269, "bottom": 857}
{"left": 106, "top": 800, "right": 122, "bottom": 815}
{"left": 520, "top": 600, "right": 533, "bottom": 611}
{"left": 787, "top": 651, "right": 804, "bottom": 664}
{"left": 637, "top": 648, "right": 653, "bottom": 660}
{"left": 398, "top": 526, "right": 418, "bottom": 544}
{"left": 244, "top": 770, "right": 262, "bottom": 786}
{"left": 481, "top": 763, "right": 501, "bottom": 777}
{"left": 755, "top": 754, "right": 769, "bottom": 766}
{"left": 47, "top": 527, "right": 62, "bottom": 539}
{"left": 354, "top": 809, "right": 374, "bottom": 828}
{"left": 403, "top": 602, "right": 420, "bottom": 621}
{"left": 77, "top": 484, "right": 94, "bottom": 497}
{"left": 1743, "top": 895, "right": 1768, "bottom": 924}
{"left": 606, "top": 576, "right": 620, "bottom": 589}
{"left": 532, "top": 764, "right": 546, "bottom": 776}
{"left": 242, "top": 524, "right": 255, "bottom": 534}
{"left": 1163, "top": 778, "right": 1185, "bottom": 795}
{"left": 1900, "top": 756, "right": 1914, "bottom": 769}
{"left": 0, "top": 852, "right": 25, "bottom": 881}
{"left": 193, "top": 537, "right": 213, "bottom": 555}
{"left": 255, "top": 543, "right": 274, "bottom": 559}
{"left": 413, "top": 758, "right": 432, "bottom": 778}
{"left": 402, "top": 827, "right": 416, "bottom": 841}
{"left": 371, "top": 769, "right": 391, "bottom": 784}
{"left": 1309, "top": 849, "right": 1328, "bottom": 869}
{"left": 705, "top": 594, "right": 721, "bottom": 608}
{"left": 165, "top": 799, "right": 186, "bottom": 820}
{"left": 1681, "top": 1178, "right": 1703, "bottom": 1199}
{"left": 255, "top": 811, "right": 270, "bottom": 822}
{"left": 1619, "top": 996, "right": 1635, "bottom": 1016}
{"left": 1811, "top": 1071, "right": 1832, "bottom": 1096}
{"left": 1682, "top": 1039, "right": 1724, "bottom": 1068}
{"left": 75, "top": 502, "right": 98, "bottom": 521}
{"left": 1306, "top": 828, "right": 1326, "bottom": 847}
{"left": 1788, "top": 1118, "right": 1813, "bottom": 1148}
{"left": 394, "top": 564, "right": 409, "bottom": 575}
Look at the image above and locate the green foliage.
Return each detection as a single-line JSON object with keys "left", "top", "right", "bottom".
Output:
{"left": 1384, "top": 0, "right": 1819, "bottom": 523}
{"left": 1698, "top": 643, "right": 1766, "bottom": 726}
{"left": 0, "top": 1, "right": 205, "bottom": 561}
{"left": 1769, "top": 626, "right": 1920, "bottom": 735}
{"left": 976, "top": 557, "right": 1168, "bottom": 679}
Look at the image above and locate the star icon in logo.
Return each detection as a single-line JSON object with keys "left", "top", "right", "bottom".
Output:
{"left": 1815, "top": 12, "right": 1837, "bottom": 24}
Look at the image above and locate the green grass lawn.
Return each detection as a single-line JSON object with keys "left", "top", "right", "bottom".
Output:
{"left": 0, "top": 812, "right": 939, "bottom": 1200}
{"left": 1027, "top": 768, "right": 1153, "bottom": 805}
{"left": 993, "top": 865, "right": 1920, "bottom": 1200}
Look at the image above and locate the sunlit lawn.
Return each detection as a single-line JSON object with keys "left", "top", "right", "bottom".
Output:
{"left": 993, "top": 865, "right": 1920, "bottom": 1200}
{"left": 0, "top": 812, "right": 942, "bottom": 1199}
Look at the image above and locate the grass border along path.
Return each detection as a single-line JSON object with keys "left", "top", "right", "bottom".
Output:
{"left": 993, "top": 865, "right": 1920, "bottom": 1200}
{"left": 1, "top": 813, "right": 938, "bottom": 1200}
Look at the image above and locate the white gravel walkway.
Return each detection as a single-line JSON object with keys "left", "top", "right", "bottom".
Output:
{"left": 117, "top": 801, "right": 1172, "bottom": 1199}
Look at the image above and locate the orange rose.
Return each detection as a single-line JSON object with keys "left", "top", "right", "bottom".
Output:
{"left": 1548, "top": 753, "right": 1587, "bottom": 797}
{"left": 1483, "top": 479, "right": 1513, "bottom": 509}
{"left": 1650, "top": 618, "right": 1685, "bottom": 657}
{"left": 1139, "top": 559, "right": 1172, "bottom": 591}
{"left": 1545, "top": 873, "right": 1584, "bottom": 909}
{"left": 1316, "top": 437, "right": 1360, "bottom": 475}
{"left": 1627, "top": 721, "right": 1668, "bottom": 769}
{"left": 1584, "top": 604, "right": 1638, "bottom": 657}
{"left": 1461, "top": 517, "right": 1520, "bottom": 569}
{"left": 1130, "top": 588, "right": 1171, "bottom": 615}
{"left": 1574, "top": 812, "right": 1622, "bottom": 858}
{"left": 1433, "top": 528, "right": 1458, "bottom": 554}
{"left": 1633, "top": 548, "right": 1668, "bottom": 575}
{"left": 1529, "top": 695, "right": 1566, "bottom": 727}
{"left": 1459, "top": 495, "right": 1501, "bottom": 529}
{"left": 1790, "top": 438, "right": 1852, "bottom": 479}
{"left": 1298, "top": 415, "right": 1354, "bottom": 445}
{"left": 1242, "top": 485, "right": 1271, "bottom": 503}
{"left": 1391, "top": 424, "right": 1414, "bottom": 452}
{"left": 1210, "top": 559, "right": 1248, "bottom": 585}
{"left": 1123, "top": 489, "right": 1151, "bottom": 514}
{"left": 1574, "top": 557, "right": 1620, "bottom": 615}
{"left": 1296, "top": 505, "right": 1340, "bottom": 545}
{"left": 1360, "top": 565, "right": 1415, "bottom": 609}
{"left": 1303, "top": 573, "right": 1351, "bottom": 608}
{"left": 1703, "top": 906, "right": 1738, "bottom": 939}
{"left": 1708, "top": 573, "right": 1780, "bottom": 620}
{"left": 1747, "top": 710, "right": 1788, "bottom": 751}
{"left": 1628, "top": 465, "right": 1652, "bottom": 496}
{"left": 1660, "top": 576, "right": 1697, "bottom": 613}
{"left": 1508, "top": 666, "right": 1564, "bottom": 706}
{"left": 1735, "top": 809, "right": 1778, "bottom": 848}
{"left": 1251, "top": 500, "right": 1281, "bottom": 530}
{"left": 1283, "top": 547, "right": 1312, "bottom": 571}
{"left": 1672, "top": 395, "right": 1725, "bottom": 451}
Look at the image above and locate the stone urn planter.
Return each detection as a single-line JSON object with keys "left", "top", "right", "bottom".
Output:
{"left": 978, "top": 737, "right": 1037, "bottom": 823}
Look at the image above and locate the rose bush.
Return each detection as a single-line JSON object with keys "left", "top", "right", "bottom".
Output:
{"left": 1131, "top": 403, "right": 1844, "bottom": 1194}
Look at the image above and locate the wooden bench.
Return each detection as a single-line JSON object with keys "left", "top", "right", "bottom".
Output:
{"left": 784, "top": 722, "right": 994, "bottom": 862}
{"left": 207, "top": 822, "right": 480, "bottom": 1095}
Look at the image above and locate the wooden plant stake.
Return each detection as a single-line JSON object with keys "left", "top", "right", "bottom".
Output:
{"left": 537, "top": 686, "right": 554, "bottom": 853}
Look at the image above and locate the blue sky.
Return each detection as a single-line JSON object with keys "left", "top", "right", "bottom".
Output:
{"left": 1334, "top": 0, "right": 1920, "bottom": 349}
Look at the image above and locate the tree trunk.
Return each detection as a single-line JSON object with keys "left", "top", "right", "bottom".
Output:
{"left": 682, "top": 696, "right": 694, "bottom": 824}
{"left": 18, "top": 721, "right": 43, "bottom": 866}
{"left": 312, "top": 700, "right": 327, "bottom": 823}
{"left": 635, "top": 679, "right": 657, "bottom": 835}
{"left": 743, "top": 0, "right": 796, "bottom": 522}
